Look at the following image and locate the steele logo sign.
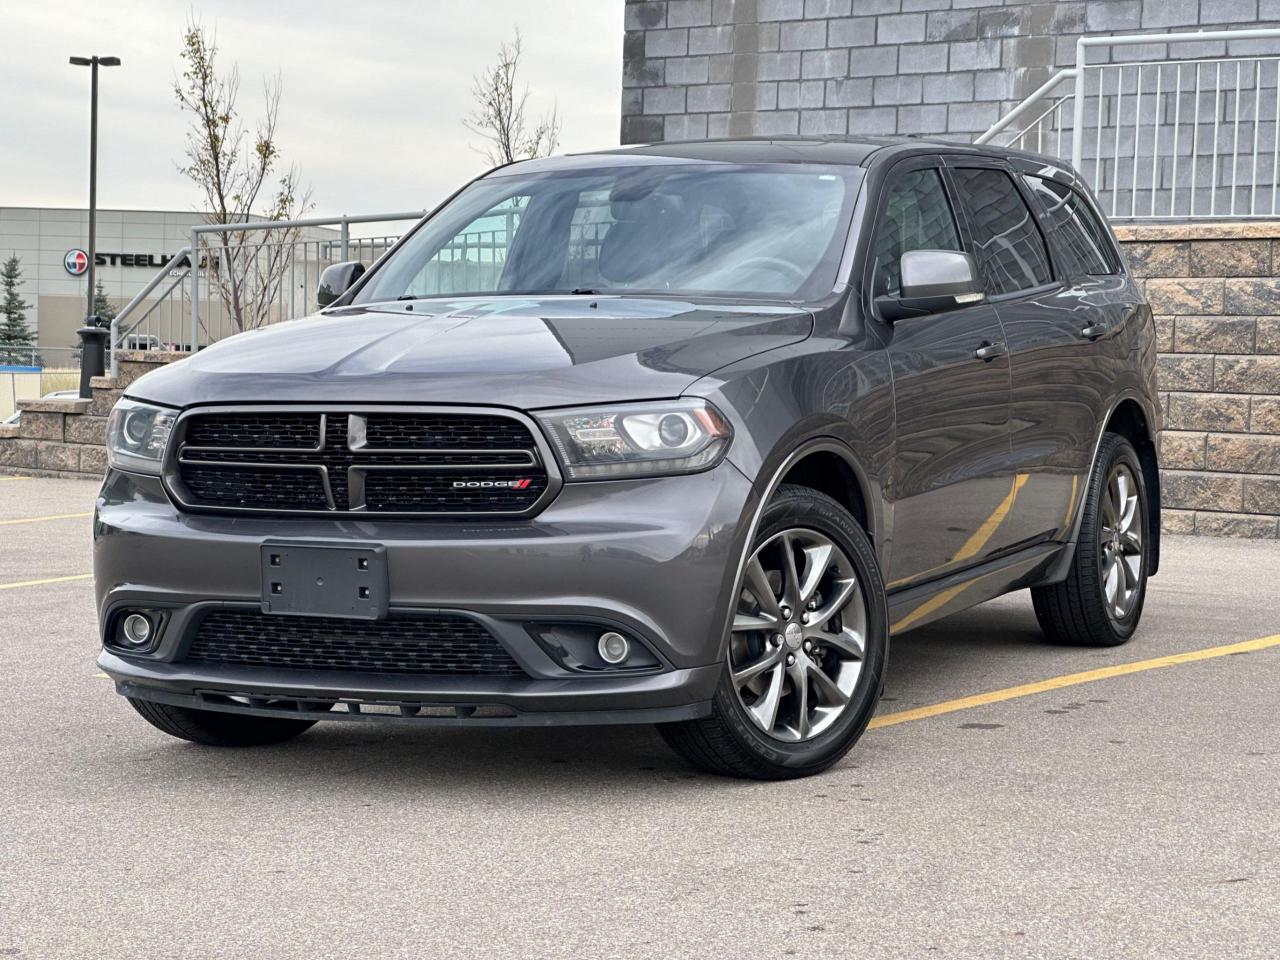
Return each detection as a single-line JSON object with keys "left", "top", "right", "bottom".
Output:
{"left": 62, "top": 249, "right": 214, "bottom": 274}
{"left": 63, "top": 248, "right": 90, "bottom": 276}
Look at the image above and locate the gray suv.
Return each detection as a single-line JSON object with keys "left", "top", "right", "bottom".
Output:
{"left": 96, "top": 138, "right": 1161, "bottom": 779}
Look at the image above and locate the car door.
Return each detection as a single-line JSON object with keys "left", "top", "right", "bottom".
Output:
{"left": 870, "top": 158, "right": 1016, "bottom": 589}
{"left": 1015, "top": 171, "right": 1136, "bottom": 541}
{"left": 950, "top": 160, "right": 1123, "bottom": 546}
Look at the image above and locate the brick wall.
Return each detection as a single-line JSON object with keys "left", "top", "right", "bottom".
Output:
{"left": 1119, "top": 223, "right": 1280, "bottom": 538}
{"left": 621, "top": 0, "right": 1280, "bottom": 145}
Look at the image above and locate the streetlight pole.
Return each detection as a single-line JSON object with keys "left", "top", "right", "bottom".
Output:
{"left": 69, "top": 54, "right": 119, "bottom": 396}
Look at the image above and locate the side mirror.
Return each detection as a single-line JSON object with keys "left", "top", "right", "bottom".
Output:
{"left": 316, "top": 261, "right": 366, "bottom": 308}
{"left": 878, "top": 250, "right": 984, "bottom": 321}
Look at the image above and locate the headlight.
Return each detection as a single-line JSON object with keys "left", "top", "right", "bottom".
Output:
{"left": 106, "top": 399, "right": 177, "bottom": 475}
{"left": 536, "top": 399, "right": 732, "bottom": 480}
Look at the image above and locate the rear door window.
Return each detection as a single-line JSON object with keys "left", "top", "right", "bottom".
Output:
{"left": 951, "top": 167, "right": 1053, "bottom": 296}
{"left": 1023, "top": 175, "right": 1121, "bottom": 276}
{"left": 870, "top": 167, "right": 963, "bottom": 298}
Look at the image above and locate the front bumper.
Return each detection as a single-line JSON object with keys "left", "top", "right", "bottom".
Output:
{"left": 94, "top": 463, "right": 757, "bottom": 725}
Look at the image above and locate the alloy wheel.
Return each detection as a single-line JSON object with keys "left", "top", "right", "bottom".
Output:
{"left": 729, "top": 528, "right": 867, "bottom": 742}
{"left": 1099, "top": 463, "right": 1143, "bottom": 621}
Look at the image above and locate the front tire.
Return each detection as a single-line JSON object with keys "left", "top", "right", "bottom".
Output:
{"left": 128, "top": 698, "right": 318, "bottom": 747}
{"left": 1031, "top": 433, "right": 1150, "bottom": 647}
{"left": 659, "top": 484, "right": 888, "bottom": 780}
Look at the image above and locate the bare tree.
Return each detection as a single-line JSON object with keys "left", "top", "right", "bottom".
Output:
{"left": 174, "top": 21, "right": 312, "bottom": 336}
{"left": 464, "top": 29, "right": 562, "bottom": 166}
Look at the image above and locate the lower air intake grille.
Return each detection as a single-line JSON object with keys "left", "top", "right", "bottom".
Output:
{"left": 187, "top": 610, "right": 527, "bottom": 677}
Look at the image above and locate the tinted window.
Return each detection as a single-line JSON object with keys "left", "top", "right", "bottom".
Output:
{"left": 401, "top": 195, "right": 530, "bottom": 298}
{"left": 1023, "top": 175, "right": 1120, "bottom": 276}
{"left": 871, "top": 168, "right": 962, "bottom": 297}
{"left": 354, "top": 164, "right": 862, "bottom": 303}
{"left": 952, "top": 168, "right": 1053, "bottom": 296}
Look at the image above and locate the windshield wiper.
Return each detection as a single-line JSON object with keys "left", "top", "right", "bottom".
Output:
{"left": 568, "top": 288, "right": 599, "bottom": 295}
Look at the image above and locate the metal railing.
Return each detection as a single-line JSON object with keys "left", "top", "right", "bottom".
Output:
{"left": 976, "top": 68, "right": 1077, "bottom": 153}
{"left": 108, "top": 211, "right": 426, "bottom": 368}
{"left": 979, "top": 27, "right": 1280, "bottom": 220}
{"left": 107, "top": 205, "right": 618, "bottom": 369}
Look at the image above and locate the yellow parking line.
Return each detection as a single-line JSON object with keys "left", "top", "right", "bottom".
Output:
{"left": 869, "top": 633, "right": 1280, "bottom": 730}
{"left": 0, "top": 511, "right": 92, "bottom": 526}
{"left": 0, "top": 476, "right": 33, "bottom": 481}
{"left": 0, "top": 573, "right": 93, "bottom": 591}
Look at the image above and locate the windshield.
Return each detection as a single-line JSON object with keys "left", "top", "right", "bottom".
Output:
{"left": 353, "top": 162, "right": 863, "bottom": 304}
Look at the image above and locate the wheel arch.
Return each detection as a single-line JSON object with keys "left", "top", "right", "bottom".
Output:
{"left": 778, "top": 447, "right": 874, "bottom": 546}
{"left": 1104, "top": 398, "right": 1161, "bottom": 576}
{"left": 755, "top": 435, "right": 880, "bottom": 553}
{"left": 716, "top": 436, "right": 883, "bottom": 662}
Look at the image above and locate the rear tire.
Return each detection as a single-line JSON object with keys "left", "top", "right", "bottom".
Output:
{"left": 128, "top": 698, "right": 318, "bottom": 747}
{"left": 659, "top": 484, "right": 888, "bottom": 780}
{"left": 1031, "top": 433, "right": 1150, "bottom": 647}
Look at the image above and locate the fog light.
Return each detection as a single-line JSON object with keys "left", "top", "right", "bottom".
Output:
{"left": 598, "top": 631, "right": 630, "bottom": 665}
{"left": 121, "top": 613, "right": 153, "bottom": 647}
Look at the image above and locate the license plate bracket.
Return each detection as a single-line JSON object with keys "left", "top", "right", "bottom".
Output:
{"left": 260, "top": 541, "right": 388, "bottom": 620}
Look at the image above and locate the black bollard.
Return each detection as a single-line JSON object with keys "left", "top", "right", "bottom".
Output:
{"left": 77, "top": 317, "right": 110, "bottom": 399}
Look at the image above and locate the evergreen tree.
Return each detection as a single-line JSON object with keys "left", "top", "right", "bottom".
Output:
{"left": 0, "top": 254, "right": 38, "bottom": 366}
{"left": 92, "top": 278, "right": 117, "bottom": 324}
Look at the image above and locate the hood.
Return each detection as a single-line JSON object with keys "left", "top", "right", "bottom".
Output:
{"left": 128, "top": 296, "right": 812, "bottom": 409}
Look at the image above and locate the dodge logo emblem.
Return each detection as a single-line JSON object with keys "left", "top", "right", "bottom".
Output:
{"left": 64, "top": 248, "right": 90, "bottom": 276}
{"left": 452, "top": 479, "right": 533, "bottom": 489}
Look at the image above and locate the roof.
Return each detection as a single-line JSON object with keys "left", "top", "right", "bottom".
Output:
{"left": 620, "top": 134, "right": 1073, "bottom": 162}
{"left": 587, "top": 137, "right": 894, "bottom": 165}
{"left": 493, "top": 135, "right": 1061, "bottom": 173}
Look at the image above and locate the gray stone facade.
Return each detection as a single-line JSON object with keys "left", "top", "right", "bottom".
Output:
{"left": 621, "top": 0, "right": 1280, "bottom": 145}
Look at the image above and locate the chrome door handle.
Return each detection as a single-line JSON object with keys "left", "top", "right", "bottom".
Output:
{"left": 973, "top": 341, "right": 1007, "bottom": 362}
{"left": 1080, "top": 323, "right": 1107, "bottom": 340}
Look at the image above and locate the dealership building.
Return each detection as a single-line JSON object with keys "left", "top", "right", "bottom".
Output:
{"left": 0, "top": 206, "right": 340, "bottom": 360}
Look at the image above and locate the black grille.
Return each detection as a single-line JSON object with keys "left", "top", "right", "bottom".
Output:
{"left": 173, "top": 410, "right": 551, "bottom": 516}
{"left": 364, "top": 472, "right": 549, "bottom": 512}
{"left": 362, "top": 414, "right": 531, "bottom": 450}
{"left": 186, "top": 413, "right": 321, "bottom": 449}
{"left": 182, "top": 465, "right": 329, "bottom": 510}
{"left": 187, "top": 609, "right": 527, "bottom": 677}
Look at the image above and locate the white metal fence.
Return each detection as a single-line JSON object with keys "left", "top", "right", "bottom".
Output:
{"left": 978, "top": 27, "right": 1280, "bottom": 220}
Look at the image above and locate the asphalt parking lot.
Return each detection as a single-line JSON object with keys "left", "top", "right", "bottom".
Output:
{"left": 1, "top": 475, "right": 1277, "bottom": 959}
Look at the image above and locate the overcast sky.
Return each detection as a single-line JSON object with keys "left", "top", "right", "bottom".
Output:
{"left": 1, "top": 0, "right": 623, "bottom": 218}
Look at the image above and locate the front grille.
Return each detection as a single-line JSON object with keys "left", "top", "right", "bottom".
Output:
{"left": 172, "top": 409, "right": 552, "bottom": 516}
{"left": 361, "top": 414, "right": 532, "bottom": 450}
{"left": 186, "top": 413, "right": 321, "bottom": 449}
{"left": 186, "top": 609, "right": 527, "bottom": 677}
{"left": 182, "top": 465, "right": 329, "bottom": 510}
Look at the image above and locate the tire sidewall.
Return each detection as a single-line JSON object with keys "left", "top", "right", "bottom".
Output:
{"left": 712, "top": 485, "right": 888, "bottom": 775}
{"left": 1085, "top": 436, "right": 1149, "bottom": 640}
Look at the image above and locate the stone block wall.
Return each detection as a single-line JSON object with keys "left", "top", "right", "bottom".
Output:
{"left": 621, "top": 0, "right": 1280, "bottom": 145}
{"left": 1118, "top": 222, "right": 1280, "bottom": 537}
{"left": 0, "top": 352, "right": 177, "bottom": 479}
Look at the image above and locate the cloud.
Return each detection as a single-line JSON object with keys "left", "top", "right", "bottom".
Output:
{"left": 0, "top": 0, "right": 622, "bottom": 219}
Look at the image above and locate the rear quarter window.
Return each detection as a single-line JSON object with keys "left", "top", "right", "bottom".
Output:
{"left": 1023, "top": 175, "right": 1121, "bottom": 276}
